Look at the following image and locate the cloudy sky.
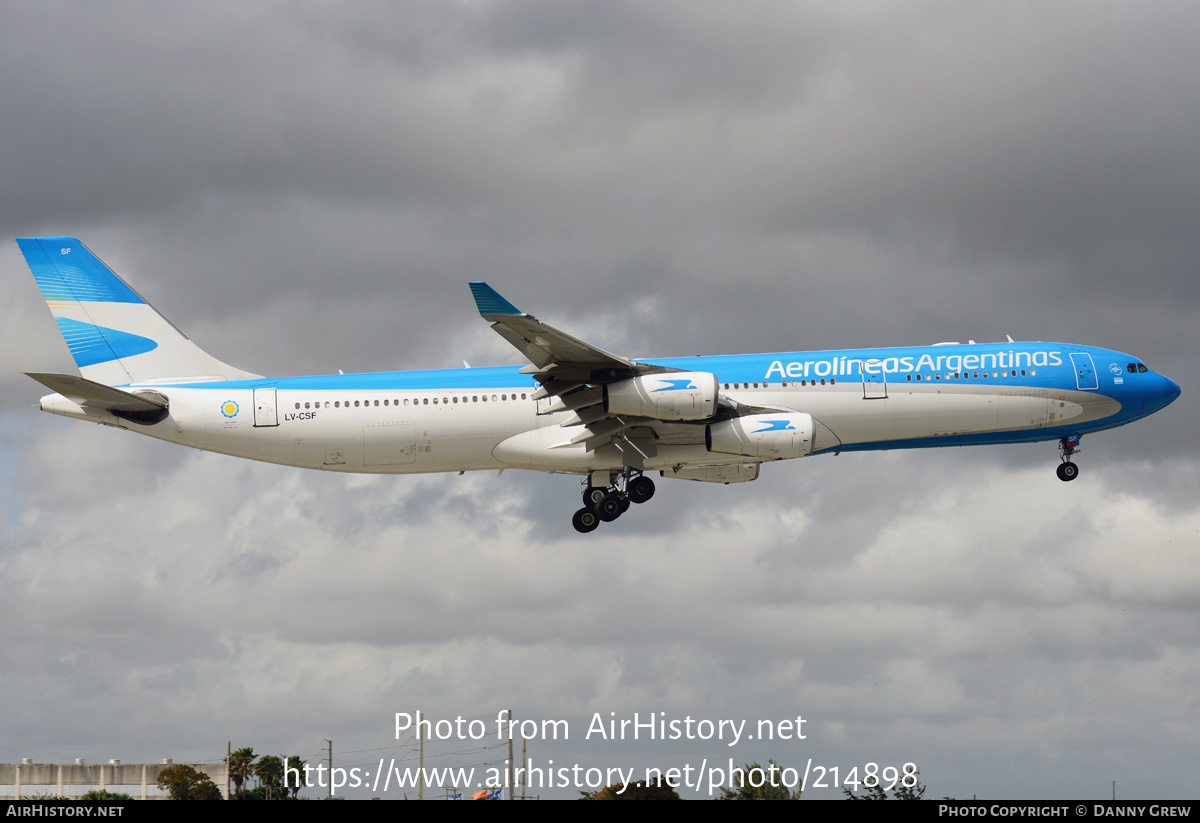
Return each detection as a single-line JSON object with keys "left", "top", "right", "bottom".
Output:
{"left": 1, "top": 1, "right": 1197, "bottom": 800}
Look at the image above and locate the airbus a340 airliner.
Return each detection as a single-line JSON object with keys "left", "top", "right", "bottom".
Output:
{"left": 18, "top": 237, "right": 1180, "bottom": 533}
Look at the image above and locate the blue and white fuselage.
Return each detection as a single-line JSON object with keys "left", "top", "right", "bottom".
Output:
{"left": 18, "top": 237, "right": 1181, "bottom": 533}
{"left": 113, "top": 343, "right": 1174, "bottom": 473}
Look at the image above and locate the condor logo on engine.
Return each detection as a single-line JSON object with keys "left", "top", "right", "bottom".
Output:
{"left": 652, "top": 379, "right": 697, "bottom": 392}
{"left": 753, "top": 419, "right": 795, "bottom": 433}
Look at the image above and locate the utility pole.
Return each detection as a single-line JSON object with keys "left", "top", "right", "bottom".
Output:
{"left": 418, "top": 711, "right": 424, "bottom": 801}
{"left": 225, "top": 741, "right": 231, "bottom": 800}
{"left": 521, "top": 734, "right": 527, "bottom": 800}
{"left": 507, "top": 709, "right": 514, "bottom": 800}
{"left": 325, "top": 739, "right": 332, "bottom": 800}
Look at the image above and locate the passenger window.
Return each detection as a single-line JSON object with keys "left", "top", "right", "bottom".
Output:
{"left": 295, "top": 403, "right": 300, "bottom": 409}
{"left": 423, "top": 398, "right": 428, "bottom": 405}
{"left": 404, "top": 399, "right": 410, "bottom": 406}
{"left": 354, "top": 400, "right": 360, "bottom": 407}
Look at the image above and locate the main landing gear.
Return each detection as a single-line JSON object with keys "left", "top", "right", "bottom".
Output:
{"left": 572, "top": 472, "right": 656, "bottom": 533}
{"left": 1056, "top": 435, "right": 1081, "bottom": 482}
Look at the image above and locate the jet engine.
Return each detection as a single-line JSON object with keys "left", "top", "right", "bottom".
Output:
{"left": 605, "top": 372, "right": 718, "bottom": 420}
{"left": 706, "top": 412, "right": 814, "bottom": 459}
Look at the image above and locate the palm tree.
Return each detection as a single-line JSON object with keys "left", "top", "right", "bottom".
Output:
{"left": 254, "top": 756, "right": 284, "bottom": 799}
{"left": 285, "top": 756, "right": 307, "bottom": 799}
{"left": 227, "top": 747, "right": 256, "bottom": 795}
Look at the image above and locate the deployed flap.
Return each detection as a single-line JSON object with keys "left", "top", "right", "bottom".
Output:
{"left": 26, "top": 372, "right": 166, "bottom": 412}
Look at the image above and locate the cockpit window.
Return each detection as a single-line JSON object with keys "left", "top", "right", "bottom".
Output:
{"left": 1138, "top": 363, "right": 1148, "bottom": 373}
{"left": 1127, "top": 363, "right": 1137, "bottom": 373}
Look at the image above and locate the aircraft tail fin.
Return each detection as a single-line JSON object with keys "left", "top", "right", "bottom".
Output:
{"left": 16, "top": 237, "right": 260, "bottom": 386}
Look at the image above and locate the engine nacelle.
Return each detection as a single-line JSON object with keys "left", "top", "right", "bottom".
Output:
{"left": 605, "top": 372, "right": 718, "bottom": 421}
{"left": 661, "top": 463, "right": 760, "bottom": 484}
{"left": 706, "top": 412, "right": 814, "bottom": 459}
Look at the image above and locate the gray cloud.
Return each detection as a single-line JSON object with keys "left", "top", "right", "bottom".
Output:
{"left": 1, "top": 0, "right": 1196, "bottom": 799}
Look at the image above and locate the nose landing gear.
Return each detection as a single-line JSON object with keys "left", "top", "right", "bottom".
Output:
{"left": 1056, "top": 435, "right": 1081, "bottom": 482}
{"left": 572, "top": 471, "right": 656, "bottom": 533}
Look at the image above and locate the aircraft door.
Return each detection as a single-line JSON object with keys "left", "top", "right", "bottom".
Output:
{"left": 253, "top": 388, "right": 279, "bottom": 427}
{"left": 862, "top": 359, "right": 888, "bottom": 400}
{"left": 1070, "top": 353, "right": 1099, "bottom": 390}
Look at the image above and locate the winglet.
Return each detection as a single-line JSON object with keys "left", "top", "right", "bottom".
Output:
{"left": 469, "top": 282, "right": 524, "bottom": 317}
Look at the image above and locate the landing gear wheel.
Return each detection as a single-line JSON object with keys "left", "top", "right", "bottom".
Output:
{"left": 582, "top": 486, "right": 607, "bottom": 510}
{"left": 1056, "top": 462, "right": 1079, "bottom": 482}
{"left": 618, "top": 496, "right": 631, "bottom": 514}
{"left": 596, "top": 493, "right": 626, "bottom": 522}
{"left": 572, "top": 507, "right": 600, "bottom": 533}
{"left": 628, "top": 476, "right": 656, "bottom": 504}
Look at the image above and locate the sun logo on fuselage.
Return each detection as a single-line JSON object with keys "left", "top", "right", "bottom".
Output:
{"left": 221, "top": 400, "right": 239, "bottom": 418}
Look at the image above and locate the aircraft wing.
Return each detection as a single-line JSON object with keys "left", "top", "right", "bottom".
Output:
{"left": 470, "top": 281, "right": 690, "bottom": 393}
{"left": 469, "top": 281, "right": 639, "bottom": 377}
{"left": 471, "top": 283, "right": 716, "bottom": 461}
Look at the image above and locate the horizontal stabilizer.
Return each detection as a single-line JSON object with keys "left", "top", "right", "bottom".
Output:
{"left": 26, "top": 372, "right": 166, "bottom": 412}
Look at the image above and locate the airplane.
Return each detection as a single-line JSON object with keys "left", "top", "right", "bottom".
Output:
{"left": 17, "top": 236, "right": 1181, "bottom": 534}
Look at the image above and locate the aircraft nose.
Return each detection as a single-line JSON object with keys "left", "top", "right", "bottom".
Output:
{"left": 1160, "top": 374, "right": 1182, "bottom": 406}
